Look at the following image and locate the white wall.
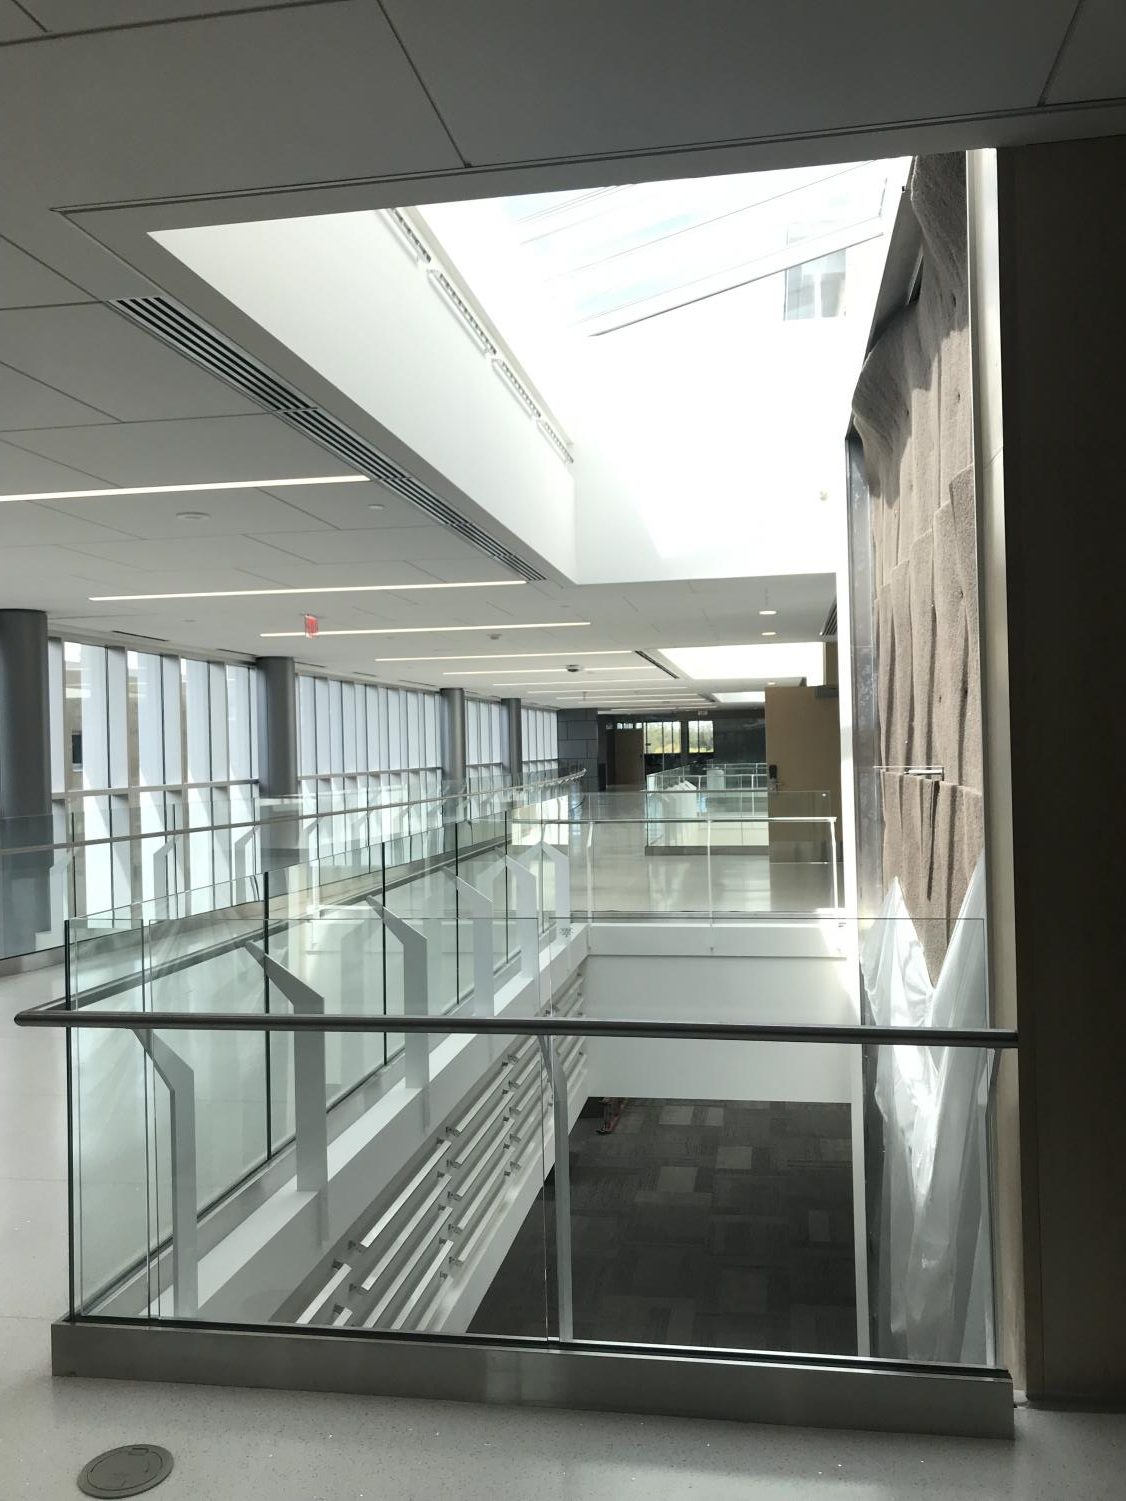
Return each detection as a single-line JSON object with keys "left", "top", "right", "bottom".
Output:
{"left": 157, "top": 213, "right": 578, "bottom": 576}
{"left": 583, "top": 921, "right": 857, "bottom": 1102}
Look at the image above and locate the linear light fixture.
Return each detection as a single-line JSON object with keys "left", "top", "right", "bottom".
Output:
{"left": 90, "top": 581, "right": 526, "bottom": 602}
{"left": 481, "top": 678, "right": 668, "bottom": 687}
{"left": 443, "top": 667, "right": 569, "bottom": 677}
{"left": 1, "top": 475, "right": 369, "bottom": 504}
{"left": 260, "top": 623, "right": 594, "bottom": 641}
{"left": 444, "top": 665, "right": 657, "bottom": 678}
{"left": 374, "top": 648, "right": 627, "bottom": 663}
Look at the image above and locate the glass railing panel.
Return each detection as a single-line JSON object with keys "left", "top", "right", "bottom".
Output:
{"left": 142, "top": 905, "right": 270, "bottom": 1216}
{"left": 68, "top": 912, "right": 146, "bottom": 1004}
{"left": 541, "top": 1035, "right": 997, "bottom": 1365}
{"left": 272, "top": 905, "right": 388, "bottom": 1125}
{"left": 68, "top": 917, "right": 153, "bottom": 1317}
{"left": 382, "top": 860, "right": 460, "bottom": 1023}
{"left": 73, "top": 1023, "right": 554, "bottom": 1337}
{"left": 0, "top": 839, "right": 71, "bottom": 959}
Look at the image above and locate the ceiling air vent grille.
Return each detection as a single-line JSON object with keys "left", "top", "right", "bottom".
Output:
{"left": 821, "top": 600, "right": 838, "bottom": 639}
{"left": 111, "top": 295, "right": 546, "bottom": 581}
{"left": 114, "top": 296, "right": 305, "bottom": 413}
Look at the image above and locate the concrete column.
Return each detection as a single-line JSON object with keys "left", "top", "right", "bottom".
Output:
{"left": 255, "top": 657, "right": 298, "bottom": 798}
{"left": 0, "top": 611, "right": 54, "bottom": 958}
{"left": 438, "top": 686, "right": 466, "bottom": 793}
{"left": 502, "top": 697, "right": 523, "bottom": 784}
{"left": 0, "top": 610, "right": 51, "bottom": 822}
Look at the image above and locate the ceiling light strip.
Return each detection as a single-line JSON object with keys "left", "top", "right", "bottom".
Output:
{"left": 0, "top": 475, "right": 368, "bottom": 504}
{"left": 373, "top": 648, "right": 629, "bottom": 662}
{"left": 90, "top": 581, "right": 526, "bottom": 603}
{"left": 260, "top": 625, "right": 596, "bottom": 643}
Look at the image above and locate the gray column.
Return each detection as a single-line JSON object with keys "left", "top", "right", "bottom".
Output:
{"left": 255, "top": 657, "right": 298, "bottom": 798}
{"left": 439, "top": 686, "right": 466, "bottom": 792}
{"left": 990, "top": 137, "right": 1126, "bottom": 1403}
{"left": 0, "top": 610, "right": 51, "bottom": 822}
{"left": 502, "top": 696, "right": 523, "bottom": 785}
{"left": 0, "top": 611, "right": 53, "bottom": 958}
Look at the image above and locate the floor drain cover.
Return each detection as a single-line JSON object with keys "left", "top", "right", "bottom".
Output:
{"left": 77, "top": 1445, "right": 173, "bottom": 1498}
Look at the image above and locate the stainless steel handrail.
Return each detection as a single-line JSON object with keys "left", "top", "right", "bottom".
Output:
{"left": 0, "top": 773, "right": 584, "bottom": 858}
{"left": 13, "top": 999, "right": 1016, "bottom": 1048}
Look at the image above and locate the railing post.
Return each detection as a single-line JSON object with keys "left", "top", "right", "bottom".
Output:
{"left": 366, "top": 898, "right": 430, "bottom": 1089}
{"left": 152, "top": 837, "right": 178, "bottom": 915}
{"left": 506, "top": 855, "right": 539, "bottom": 981}
{"left": 243, "top": 943, "right": 328, "bottom": 1192}
{"left": 233, "top": 827, "right": 255, "bottom": 886}
{"left": 539, "top": 841, "right": 572, "bottom": 931}
{"left": 538, "top": 1036, "right": 574, "bottom": 1340}
{"left": 134, "top": 1028, "right": 199, "bottom": 1317}
{"left": 454, "top": 876, "right": 496, "bottom": 1016}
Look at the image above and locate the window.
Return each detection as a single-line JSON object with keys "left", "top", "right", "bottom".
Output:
{"left": 784, "top": 249, "right": 846, "bottom": 320}
{"left": 688, "top": 719, "right": 714, "bottom": 755}
{"left": 643, "top": 721, "right": 681, "bottom": 756}
{"left": 467, "top": 697, "right": 508, "bottom": 794}
{"left": 294, "top": 674, "right": 444, "bottom": 841}
{"left": 521, "top": 705, "right": 559, "bottom": 783}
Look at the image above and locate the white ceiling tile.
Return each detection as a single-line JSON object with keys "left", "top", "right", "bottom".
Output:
{"left": 385, "top": 0, "right": 1077, "bottom": 163}
{"left": 0, "top": 362, "right": 110, "bottom": 429}
{"left": 3, "top": 413, "right": 355, "bottom": 485}
{"left": 0, "top": 2, "right": 41, "bottom": 40}
{"left": 258, "top": 479, "right": 427, "bottom": 531}
{"left": 25, "top": 0, "right": 296, "bottom": 28}
{"left": 0, "top": 436, "right": 111, "bottom": 490}
{"left": 405, "top": 555, "right": 531, "bottom": 584}
{"left": 62, "top": 534, "right": 328, "bottom": 579}
{"left": 34, "top": 485, "right": 335, "bottom": 539}
{"left": 259, "top": 526, "right": 496, "bottom": 566}
{"left": 0, "top": 500, "right": 134, "bottom": 546}
{"left": 0, "top": 235, "right": 92, "bottom": 308}
{"left": 1042, "top": 0, "right": 1126, "bottom": 102}
{"left": 0, "top": 304, "right": 262, "bottom": 419}
{"left": 0, "top": 6, "right": 461, "bottom": 207}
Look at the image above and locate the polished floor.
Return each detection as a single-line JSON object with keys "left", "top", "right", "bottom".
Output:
{"left": 4, "top": 967, "right": 1126, "bottom": 1499}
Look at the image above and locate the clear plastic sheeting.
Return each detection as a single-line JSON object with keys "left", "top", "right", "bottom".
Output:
{"left": 861, "top": 858, "right": 993, "bottom": 1363}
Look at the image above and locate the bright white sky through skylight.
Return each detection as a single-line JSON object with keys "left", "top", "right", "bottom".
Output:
{"left": 492, "top": 160, "right": 900, "bottom": 333}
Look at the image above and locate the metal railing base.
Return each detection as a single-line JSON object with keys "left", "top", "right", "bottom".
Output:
{"left": 51, "top": 1319, "right": 1014, "bottom": 1440}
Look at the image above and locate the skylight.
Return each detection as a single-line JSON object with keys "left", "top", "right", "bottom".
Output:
{"left": 660, "top": 643, "right": 825, "bottom": 685}
{"left": 491, "top": 160, "right": 902, "bottom": 334}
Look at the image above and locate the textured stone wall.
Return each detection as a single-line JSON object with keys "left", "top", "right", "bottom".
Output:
{"left": 852, "top": 154, "right": 983, "bottom": 977}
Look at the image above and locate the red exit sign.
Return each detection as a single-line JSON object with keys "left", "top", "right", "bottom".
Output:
{"left": 303, "top": 614, "right": 319, "bottom": 638}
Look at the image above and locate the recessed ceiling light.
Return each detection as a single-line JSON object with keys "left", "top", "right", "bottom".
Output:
{"left": 376, "top": 648, "right": 627, "bottom": 660}
{"left": 0, "top": 475, "right": 368, "bottom": 504}
{"left": 759, "top": 608, "right": 777, "bottom": 617}
{"left": 89, "top": 581, "right": 526, "bottom": 602}
{"left": 368, "top": 502, "right": 385, "bottom": 511}
{"left": 260, "top": 624, "right": 595, "bottom": 642}
{"left": 761, "top": 630, "right": 777, "bottom": 637}
{"left": 176, "top": 511, "right": 210, "bottom": 521}
{"left": 660, "top": 644, "right": 824, "bottom": 684}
